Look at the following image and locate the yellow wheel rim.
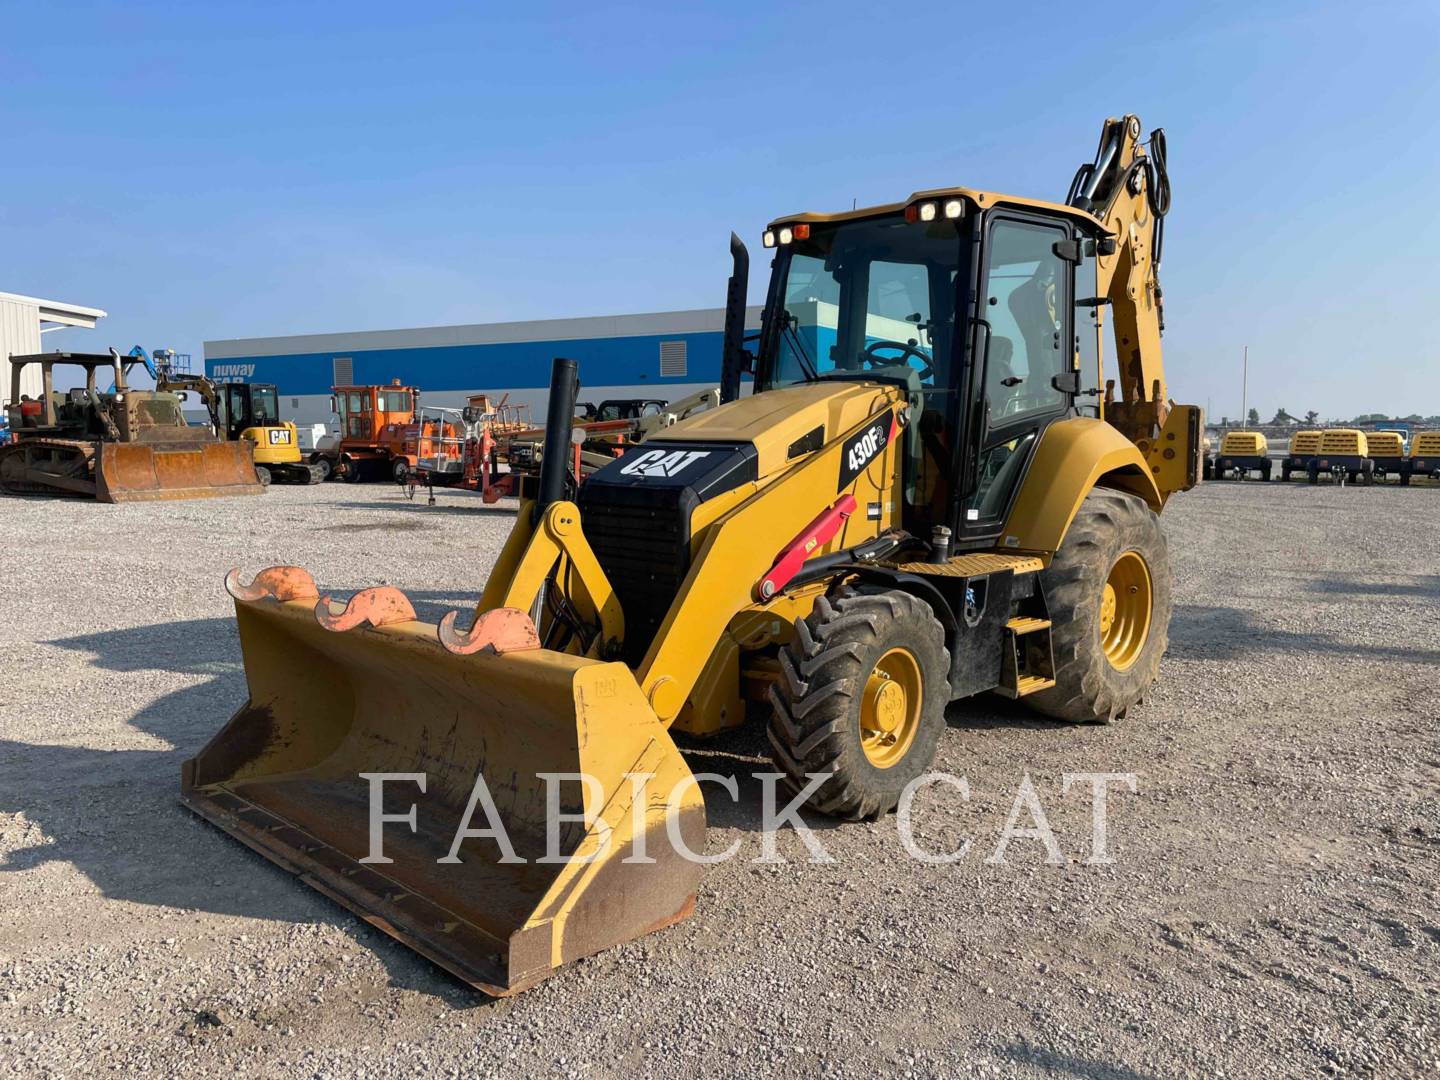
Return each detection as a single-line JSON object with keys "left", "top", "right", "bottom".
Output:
{"left": 859, "top": 647, "right": 922, "bottom": 769}
{"left": 1100, "top": 550, "right": 1152, "bottom": 671}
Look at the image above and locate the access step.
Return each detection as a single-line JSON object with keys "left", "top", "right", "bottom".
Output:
{"left": 997, "top": 613, "right": 1057, "bottom": 699}
{"left": 1013, "top": 673, "right": 1057, "bottom": 696}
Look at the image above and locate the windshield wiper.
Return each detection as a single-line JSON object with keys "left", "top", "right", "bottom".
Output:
{"left": 781, "top": 310, "right": 820, "bottom": 382}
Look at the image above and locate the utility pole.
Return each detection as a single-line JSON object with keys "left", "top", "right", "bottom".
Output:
{"left": 1241, "top": 346, "right": 1249, "bottom": 428}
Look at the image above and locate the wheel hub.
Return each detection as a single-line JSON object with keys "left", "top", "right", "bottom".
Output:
{"left": 1100, "top": 550, "right": 1152, "bottom": 671}
{"left": 859, "top": 647, "right": 923, "bottom": 769}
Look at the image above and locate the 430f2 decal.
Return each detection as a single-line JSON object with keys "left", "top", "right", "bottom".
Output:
{"left": 838, "top": 411, "right": 894, "bottom": 490}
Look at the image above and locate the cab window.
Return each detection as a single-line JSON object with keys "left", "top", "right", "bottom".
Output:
{"left": 981, "top": 220, "right": 1068, "bottom": 420}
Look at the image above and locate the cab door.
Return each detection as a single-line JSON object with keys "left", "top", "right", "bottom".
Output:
{"left": 959, "top": 213, "right": 1076, "bottom": 543}
{"left": 225, "top": 384, "right": 253, "bottom": 441}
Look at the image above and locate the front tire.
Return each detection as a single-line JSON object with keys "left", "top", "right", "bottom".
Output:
{"left": 392, "top": 459, "right": 410, "bottom": 483}
{"left": 1028, "top": 489, "right": 1172, "bottom": 724}
{"left": 767, "top": 588, "right": 950, "bottom": 820}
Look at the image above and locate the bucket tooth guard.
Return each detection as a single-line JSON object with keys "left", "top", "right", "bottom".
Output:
{"left": 182, "top": 569, "right": 704, "bottom": 996}
{"left": 315, "top": 586, "right": 418, "bottom": 631}
{"left": 438, "top": 607, "right": 542, "bottom": 655}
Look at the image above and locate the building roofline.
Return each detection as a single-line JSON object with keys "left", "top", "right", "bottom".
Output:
{"left": 205, "top": 306, "right": 763, "bottom": 360}
{"left": 0, "top": 291, "right": 108, "bottom": 328}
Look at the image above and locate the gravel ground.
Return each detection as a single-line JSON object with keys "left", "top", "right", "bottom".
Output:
{"left": 1, "top": 478, "right": 1437, "bottom": 1078}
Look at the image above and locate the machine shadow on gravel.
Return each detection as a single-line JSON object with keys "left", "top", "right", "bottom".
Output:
{"left": 1305, "top": 573, "right": 1440, "bottom": 599}
{"left": 1170, "top": 604, "right": 1440, "bottom": 663}
{"left": 0, "top": 607, "right": 518, "bottom": 1000}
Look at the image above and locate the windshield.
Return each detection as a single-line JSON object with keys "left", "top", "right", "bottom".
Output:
{"left": 759, "top": 214, "right": 962, "bottom": 391}
{"left": 252, "top": 386, "right": 279, "bottom": 423}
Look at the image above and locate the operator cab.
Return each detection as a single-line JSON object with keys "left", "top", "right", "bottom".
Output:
{"left": 748, "top": 191, "right": 1106, "bottom": 549}
{"left": 218, "top": 383, "right": 281, "bottom": 440}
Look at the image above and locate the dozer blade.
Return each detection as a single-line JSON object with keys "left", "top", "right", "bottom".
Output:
{"left": 96, "top": 442, "right": 264, "bottom": 502}
{"left": 182, "top": 568, "right": 705, "bottom": 996}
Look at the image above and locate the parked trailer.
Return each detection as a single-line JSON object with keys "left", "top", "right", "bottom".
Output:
{"left": 1408, "top": 432, "right": 1440, "bottom": 483}
{"left": 1309, "top": 429, "right": 1372, "bottom": 486}
{"left": 1280, "top": 430, "right": 1322, "bottom": 481}
{"left": 1366, "top": 431, "right": 1410, "bottom": 485}
{"left": 1211, "top": 431, "right": 1270, "bottom": 481}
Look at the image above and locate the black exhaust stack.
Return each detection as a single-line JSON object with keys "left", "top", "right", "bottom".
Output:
{"left": 720, "top": 232, "right": 750, "bottom": 404}
{"left": 536, "top": 356, "right": 579, "bottom": 520}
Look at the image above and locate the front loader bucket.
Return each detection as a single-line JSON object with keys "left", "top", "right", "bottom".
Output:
{"left": 96, "top": 441, "right": 264, "bottom": 503}
{"left": 182, "top": 569, "right": 705, "bottom": 996}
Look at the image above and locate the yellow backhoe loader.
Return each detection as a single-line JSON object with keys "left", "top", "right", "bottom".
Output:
{"left": 185, "top": 115, "right": 1200, "bottom": 994}
{"left": 1, "top": 352, "right": 263, "bottom": 502}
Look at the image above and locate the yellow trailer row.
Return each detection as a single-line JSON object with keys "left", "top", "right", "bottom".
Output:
{"left": 1209, "top": 429, "right": 1440, "bottom": 486}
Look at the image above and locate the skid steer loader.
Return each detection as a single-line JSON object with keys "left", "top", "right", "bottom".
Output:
{"left": 1, "top": 353, "right": 263, "bottom": 502}
{"left": 185, "top": 115, "right": 1201, "bottom": 995}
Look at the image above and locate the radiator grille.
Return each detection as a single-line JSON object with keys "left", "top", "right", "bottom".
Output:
{"left": 579, "top": 485, "right": 691, "bottom": 666}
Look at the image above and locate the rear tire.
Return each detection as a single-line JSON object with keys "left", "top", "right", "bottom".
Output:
{"left": 767, "top": 587, "right": 950, "bottom": 820}
{"left": 1260, "top": 461, "right": 1272, "bottom": 481}
{"left": 1028, "top": 489, "right": 1172, "bottom": 724}
{"left": 343, "top": 457, "right": 364, "bottom": 483}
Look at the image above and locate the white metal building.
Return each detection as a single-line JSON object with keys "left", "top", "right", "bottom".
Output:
{"left": 0, "top": 291, "right": 108, "bottom": 408}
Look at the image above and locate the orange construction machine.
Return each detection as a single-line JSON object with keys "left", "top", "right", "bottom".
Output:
{"left": 311, "top": 380, "right": 422, "bottom": 482}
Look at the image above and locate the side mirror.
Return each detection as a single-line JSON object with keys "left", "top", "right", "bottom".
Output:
{"left": 1052, "top": 238, "right": 1083, "bottom": 263}
{"left": 1051, "top": 370, "right": 1081, "bottom": 394}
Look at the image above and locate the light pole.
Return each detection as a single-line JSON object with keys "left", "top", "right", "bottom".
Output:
{"left": 1241, "top": 346, "right": 1249, "bottom": 428}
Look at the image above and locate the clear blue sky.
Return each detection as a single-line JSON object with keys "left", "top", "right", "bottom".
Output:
{"left": 6, "top": 0, "right": 1438, "bottom": 421}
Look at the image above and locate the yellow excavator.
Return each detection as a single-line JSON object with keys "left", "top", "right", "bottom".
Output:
{"left": 185, "top": 116, "right": 1200, "bottom": 994}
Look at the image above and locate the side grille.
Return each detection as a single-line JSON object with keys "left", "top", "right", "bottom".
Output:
{"left": 579, "top": 485, "right": 691, "bottom": 667}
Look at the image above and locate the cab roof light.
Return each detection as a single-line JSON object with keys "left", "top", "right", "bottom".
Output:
{"left": 778, "top": 226, "right": 794, "bottom": 245}
{"left": 762, "top": 229, "right": 776, "bottom": 248}
{"left": 791, "top": 223, "right": 810, "bottom": 240}
{"left": 918, "top": 201, "right": 937, "bottom": 222}
{"left": 943, "top": 199, "right": 964, "bottom": 219}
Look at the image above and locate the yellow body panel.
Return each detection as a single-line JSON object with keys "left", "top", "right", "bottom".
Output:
{"left": 1366, "top": 432, "right": 1405, "bottom": 457}
{"left": 999, "top": 417, "right": 1162, "bottom": 558}
{"left": 649, "top": 380, "right": 902, "bottom": 480}
{"left": 242, "top": 422, "right": 304, "bottom": 466}
{"left": 1319, "top": 428, "right": 1368, "bottom": 456}
{"left": 1220, "top": 431, "right": 1267, "bottom": 455}
{"left": 1289, "top": 430, "right": 1323, "bottom": 455}
{"left": 1409, "top": 432, "right": 1440, "bottom": 458}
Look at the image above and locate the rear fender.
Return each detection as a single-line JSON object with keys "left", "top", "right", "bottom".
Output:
{"left": 1000, "top": 417, "right": 1162, "bottom": 558}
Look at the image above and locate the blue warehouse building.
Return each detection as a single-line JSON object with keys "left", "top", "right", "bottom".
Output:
{"left": 204, "top": 307, "right": 762, "bottom": 429}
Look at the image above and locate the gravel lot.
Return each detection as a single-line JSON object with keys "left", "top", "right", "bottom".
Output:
{"left": 1, "top": 479, "right": 1437, "bottom": 1077}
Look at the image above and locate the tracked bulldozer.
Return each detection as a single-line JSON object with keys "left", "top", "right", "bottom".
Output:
{"left": 185, "top": 115, "right": 1201, "bottom": 994}
{"left": 1, "top": 352, "right": 263, "bottom": 502}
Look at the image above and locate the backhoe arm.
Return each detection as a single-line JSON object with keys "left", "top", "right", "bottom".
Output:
{"left": 1069, "top": 115, "right": 1170, "bottom": 438}
{"left": 1069, "top": 115, "right": 1197, "bottom": 498}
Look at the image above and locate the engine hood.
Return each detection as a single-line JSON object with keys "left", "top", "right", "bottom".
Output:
{"left": 645, "top": 380, "right": 902, "bottom": 480}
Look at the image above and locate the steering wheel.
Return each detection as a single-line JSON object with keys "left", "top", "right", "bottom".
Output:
{"left": 862, "top": 340, "right": 933, "bottom": 381}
